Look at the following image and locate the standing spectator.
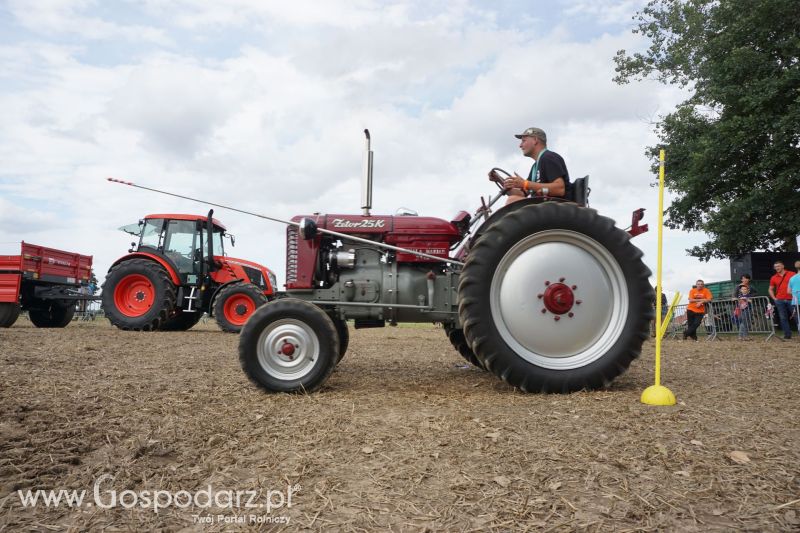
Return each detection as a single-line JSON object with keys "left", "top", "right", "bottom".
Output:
{"left": 789, "top": 267, "right": 800, "bottom": 332}
{"left": 768, "top": 261, "right": 796, "bottom": 340}
{"left": 732, "top": 274, "right": 757, "bottom": 298}
{"left": 684, "top": 279, "right": 712, "bottom": 341}
{"left": 734, "top": 285, "right": 753, "bottom": 341}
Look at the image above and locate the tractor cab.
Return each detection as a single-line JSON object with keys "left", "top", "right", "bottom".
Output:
{"left": 120, "top": 212, "right": 228, "bottom": 283}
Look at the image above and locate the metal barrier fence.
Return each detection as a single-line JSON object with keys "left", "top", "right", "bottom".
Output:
{"left": 664, "top": 296, "right": 776, "bottom": 341}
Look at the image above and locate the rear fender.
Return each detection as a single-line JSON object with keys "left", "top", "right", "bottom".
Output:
{"left": 109, "top": 252, "right": 181, "bottom": 285}
{"left": 471, "top": 197, "right": 555, "bottom": 244}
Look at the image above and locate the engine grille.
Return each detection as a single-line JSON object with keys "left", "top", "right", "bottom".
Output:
{"left": 286, "top": 226, "right": 298, "bottom": 285}
{"left": 242, "top": 266, "right": 265, "bottom": 289}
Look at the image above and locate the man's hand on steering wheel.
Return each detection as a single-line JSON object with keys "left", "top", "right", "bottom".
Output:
{"left": 502, "top": 172, "right": 527, "bottom": 191}
{"left": 488, "top": 167, "right": 512, "bottom": 192}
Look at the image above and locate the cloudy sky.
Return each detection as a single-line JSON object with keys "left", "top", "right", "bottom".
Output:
{"left": 0, "top": 0, "right": 734, "bottom": 301}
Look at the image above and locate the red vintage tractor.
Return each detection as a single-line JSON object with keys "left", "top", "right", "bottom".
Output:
{"left": 102, "top": 211, "right": 276, "bottom": 332}
{"left": 109, "top": 130, "right": 653, "bottom": 393}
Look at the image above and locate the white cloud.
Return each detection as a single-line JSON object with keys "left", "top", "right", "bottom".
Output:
{"left": 0, "top": 1, "right": 732, "bottom": 301}
{"left": 8, "top": 0, "right": 170, "bottom": 44}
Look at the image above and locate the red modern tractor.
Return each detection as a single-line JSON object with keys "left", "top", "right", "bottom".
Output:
{"left": 109, "top": 130, "right": 653, "bottom": 393}
{"left": 102, "top": 211, "right": 276, "bottom": 332}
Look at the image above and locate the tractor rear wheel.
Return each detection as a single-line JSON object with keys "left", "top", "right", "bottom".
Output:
{"left": 444, "top": 325, "right": 484, "bottom": 369}
{"left": 458, "top": 202, "right": 653, "bottom": 393}
{"left": 159, "top": 310, "right": 203, "bottom": 331}
{"left": 0, "top": 303, "right": 21, "bottom": 328}
{"left": 213, "top": 283, "right": 268, "bottom": 333}
{"left": 29, "top": 301, "right": 75, "bottom": 328}
{"left": 239, "top": 298, "right": 339, "bottom": 393}
{"left": 332, "top": 317, "right": 349, "bottom": 364}
{"left": 102, "top": 259, "right": 176, "bottom": 331}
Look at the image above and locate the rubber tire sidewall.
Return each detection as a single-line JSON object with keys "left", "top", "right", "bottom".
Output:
{"left": 0, "top": 303, "right": 21, "bottom": 328}
{"left": 102, "top": 259, "right": 176, "bottom": 331}
{"left": 159, "top": 310, "right": 203, "bottom": 331}
{"left": 458, "top": 202, "right": 653, "bottom": 392}
{"left": 28, "top": 301, "right": 75, "bottom": 328}
{"left": 239, "top": 298, "right": 339, "bottom": 393}
{"left": 332, "top": 317, "right": 349, "bottom": 364}
{"left": 443, "top": 324, "right": 485, "bottom": 369}
{"left": 213, "top": 282, "right": 268, "bottom": 333}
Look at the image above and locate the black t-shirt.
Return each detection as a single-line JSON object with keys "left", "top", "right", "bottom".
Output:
{"left": 528, "top": 150, "right": 571, "bottom": 196}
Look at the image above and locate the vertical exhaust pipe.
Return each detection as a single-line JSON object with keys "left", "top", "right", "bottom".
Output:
{"left": 362, "top": 129, "right": 373, "bottom": 216}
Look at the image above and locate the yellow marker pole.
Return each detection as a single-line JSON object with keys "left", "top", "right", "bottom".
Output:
{"left": 658, "top": 292, "right": 682, "bottom": 341}
{"left": 642, "top": 149, "right": 677, "bottom": 406}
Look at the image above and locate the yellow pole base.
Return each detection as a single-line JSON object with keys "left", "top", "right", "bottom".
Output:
{"left": 641, "top": 384, "right": 676, "bottom": 406}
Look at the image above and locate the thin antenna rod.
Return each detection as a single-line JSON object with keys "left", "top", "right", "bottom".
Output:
{"left": 106, "top": 178, "right": 463, "bottom": 266}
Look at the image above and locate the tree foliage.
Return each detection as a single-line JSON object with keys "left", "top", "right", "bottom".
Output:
{"left": 614, "top": 0, "right": 800, "bottom": 260}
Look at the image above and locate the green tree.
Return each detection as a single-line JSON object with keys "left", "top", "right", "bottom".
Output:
{"left": 614, "top": 0, "right": 800, "bottom": 259}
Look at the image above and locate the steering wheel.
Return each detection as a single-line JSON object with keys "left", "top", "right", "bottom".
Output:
{"left": 488, "top": 167, "right": 512, "bottom": 192}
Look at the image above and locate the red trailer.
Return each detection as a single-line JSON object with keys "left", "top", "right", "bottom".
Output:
{"left": 0, "top": 242, "right": 94, "bottom": 328}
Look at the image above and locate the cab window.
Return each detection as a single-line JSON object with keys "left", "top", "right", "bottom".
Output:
{"left": 140, "top": 219, "right": 164, "bottom": 249}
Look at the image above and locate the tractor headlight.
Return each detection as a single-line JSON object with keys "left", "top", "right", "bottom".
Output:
{"left": 267, "top": 271, "right": 278, "bottom": 291}
{"left": 298, "top": 217, "right": 318, "bottom": 240}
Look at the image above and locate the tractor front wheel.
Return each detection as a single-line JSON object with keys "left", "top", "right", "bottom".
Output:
{"left": 332, "top": 317, "right": 349, "bottom": 364}
{"left": 239, "top": 299, "right": 339, "bottom": 393}
{"left": 29, "top": 301, "right": 75, "bottom": 328}
{"left": 458, "top": 202, "right": 652, "bottom": 392}
{"left": 213, "top": 283, "right": 268, "bottom": 333}
{"left": 102, "top": 259, "right": 176, "bottom": 331}
{"left": 0, "top": 303, "right": 21, "bottom": 328}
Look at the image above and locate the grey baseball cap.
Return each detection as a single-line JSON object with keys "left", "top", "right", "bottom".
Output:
{"left": 514, "top": 127, "right": 547, "bottom": 142}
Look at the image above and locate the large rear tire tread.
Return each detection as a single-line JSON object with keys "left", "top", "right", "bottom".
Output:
{"left": 213, "top": 282, "right": 269, "bottom": 333}
{"left": 443, "top": 325, "right": 485, "bottom": 369}
{"left": 459, "top": 202, "right": 652, "bottom": 393}
{"left": 239, "top": 298, "right": 339, "bottom": 393}
{"left": 102, "top": 259, "right": 176, "bottom": 331}
{"left": 0, "top": 303, "right": 22, "bottom": 328}
{"left": 28, "top": 301, "right": 76, "bottom": 328}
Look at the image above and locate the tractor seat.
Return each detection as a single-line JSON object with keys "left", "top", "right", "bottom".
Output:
{"left": 571, "top": 176, "right": 590, "bottom": 207}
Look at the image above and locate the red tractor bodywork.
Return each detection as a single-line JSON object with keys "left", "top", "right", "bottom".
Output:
{"left": 286, "top": 213, "right": 468, "bottom": 289}
{"left": 109, "top": 213, "right": 276, "bottom": 298}
{"left": 104, "top": 212, "right": 277, "bottom": 331}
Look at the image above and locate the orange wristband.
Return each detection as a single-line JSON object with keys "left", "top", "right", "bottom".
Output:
{"left": 523, "top": 181, "right": 529, "bottom": 192}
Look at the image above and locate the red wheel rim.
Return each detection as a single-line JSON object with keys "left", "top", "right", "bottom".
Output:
{"left": 114, "top": 274, "right": 156, "bottom": 317}
{"left": 223, "top": 294, "right": 256, "bottom": 326}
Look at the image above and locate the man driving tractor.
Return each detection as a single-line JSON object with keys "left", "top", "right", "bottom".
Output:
{"left": 489, "top": 127, "right": 572, "bottom": 204}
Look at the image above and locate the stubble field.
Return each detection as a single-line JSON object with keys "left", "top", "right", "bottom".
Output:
{"left": 1, "top": 318, "right": 799, "bottom": 532}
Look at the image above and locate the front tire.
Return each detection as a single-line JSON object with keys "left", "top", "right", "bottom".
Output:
{"left": 332, "top": 317, "right": 349, "bottom": 364}
{"left": 213, "top": 283, "right": 268, "bottom": 333}
{"left": 458, "top": 202, "right": 652, "bottom": 392}
{"left": 239, "top": 298, "right": 339, "bottom": 393}
{"left": 0, "top": 303, "right": 22, "bottom": 328}
{"left": 29, "top": 301, "right": 75, "bottom": 328}
{"left": 102, "top": 259, "right": 176, "bottom": 331}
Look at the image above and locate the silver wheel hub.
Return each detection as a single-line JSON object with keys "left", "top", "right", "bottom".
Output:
{"left": 489, "top": 230, "right": 628, "bottom": 370}
{"left": 256, "top": 319, "right": 319, "bottom": 380}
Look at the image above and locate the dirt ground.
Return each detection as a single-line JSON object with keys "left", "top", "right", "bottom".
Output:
{"left": 1, "top": 317, "right": 799, "bottom": 532}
